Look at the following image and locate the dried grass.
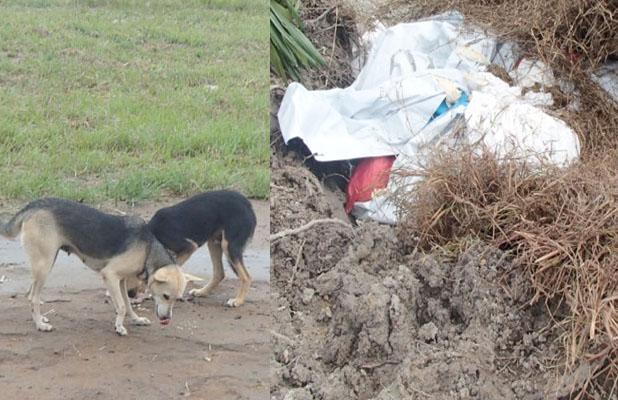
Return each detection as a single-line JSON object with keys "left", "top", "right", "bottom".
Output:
{"left": 394, "top": 148, "right": 618, "bottom": 397}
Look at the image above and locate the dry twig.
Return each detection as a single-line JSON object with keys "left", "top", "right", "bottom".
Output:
{"left": 270, "top": 218, "right": 352, "bottom": 241}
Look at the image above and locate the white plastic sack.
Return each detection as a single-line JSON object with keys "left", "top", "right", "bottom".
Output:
{"left": 465, "top": 73, "right": 579, "bottom": 165}
{"left": 279, "top": 12, "right": 496, "bottom": 162}
{"left": 510, "top": 58, "right": 555, "bottom": 88}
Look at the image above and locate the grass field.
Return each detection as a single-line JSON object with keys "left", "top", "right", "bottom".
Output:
{"left": 0, "top": 0, "right": 269, "bottom": 203}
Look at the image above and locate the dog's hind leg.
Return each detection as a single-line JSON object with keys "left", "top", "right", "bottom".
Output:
{"left": 221, "top": 234, "right": 251, "bottom": 307}
{"left": 189, "top": 237, "right": 225, "bottom": 298}
{"left": 120, "top": 279, "right": 151, "bottom": 326}
{"left": 22, "top": 233, "right": 57, "bottom": 332}
{"left": 225, "top": 257, "right": 251, "bottom": 308}
{"left": 28, "top": 258, "right": 55, "bottom": 331}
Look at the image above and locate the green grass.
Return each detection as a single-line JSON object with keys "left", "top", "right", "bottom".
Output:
{"left": 0, "top": 0, "right": 269, "bottom": 203}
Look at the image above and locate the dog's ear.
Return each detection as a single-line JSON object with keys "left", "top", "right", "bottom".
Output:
{"left": 152, "top": 268, "right": 169, "bottom": 283}
{"left": 183, "top": 272, "right": 204, "bottom": 282}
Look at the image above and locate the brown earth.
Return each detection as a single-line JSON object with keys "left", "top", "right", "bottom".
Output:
{"left": 0, "top": 199, "right": 270, "bottom": 400}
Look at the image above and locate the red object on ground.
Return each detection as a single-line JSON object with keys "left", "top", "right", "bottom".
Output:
{"left": 345, "top": 156, "right": 396, "bottom": 214}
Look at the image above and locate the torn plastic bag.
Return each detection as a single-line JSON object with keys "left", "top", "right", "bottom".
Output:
{"left": 352, "top": 72, "right": 580, "bottom": 224}
{"left": 345, "top": 93, "right": 469, "bottom": 217}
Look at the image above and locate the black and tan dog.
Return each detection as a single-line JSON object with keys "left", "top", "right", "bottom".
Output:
{"left": 148, "top": 190, "right": 257, "bottom": 307}
{"left": 0, "top": 198, "right": 200, "bottom": 335}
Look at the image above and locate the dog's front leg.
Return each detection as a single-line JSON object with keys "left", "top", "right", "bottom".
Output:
{"left": 101, "top": 270, "right": 129, "bottom": 336}
{"left": 121, "top": 279, "right": 150, "bottom": 326}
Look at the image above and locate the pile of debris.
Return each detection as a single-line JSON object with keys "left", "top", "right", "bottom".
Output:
{"left": 271, "top": 0, "right": 617, "bottom": 398}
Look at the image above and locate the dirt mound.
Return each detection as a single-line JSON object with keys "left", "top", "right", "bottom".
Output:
{"left": 271, "top": 209, "right": 569, "bottom": 399}
{"left": 395, "top": 147, "right": 618, "bottom": 396}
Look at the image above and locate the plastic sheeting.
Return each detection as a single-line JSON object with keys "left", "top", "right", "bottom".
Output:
{"left": 278, "top": 12, "right": 581, "bottom": 224}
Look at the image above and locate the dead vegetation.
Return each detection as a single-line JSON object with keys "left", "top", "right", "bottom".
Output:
{"left": 295, "top": 0, "right": 358, "bottom": 89}
{"left": 388, "top": 0, "right": 617, "bottom": 70}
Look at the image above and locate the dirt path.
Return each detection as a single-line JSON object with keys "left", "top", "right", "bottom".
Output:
{"left": 0, "top": 199, "right": 270, "bottom": 400}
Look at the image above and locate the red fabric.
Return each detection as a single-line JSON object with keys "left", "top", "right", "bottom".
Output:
{"left": 345, "top": 156, "right": 396, "bottom": 214}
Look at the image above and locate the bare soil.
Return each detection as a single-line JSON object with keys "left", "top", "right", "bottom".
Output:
{"left": 0, "top": 199, "right": 270, "bottom": 400}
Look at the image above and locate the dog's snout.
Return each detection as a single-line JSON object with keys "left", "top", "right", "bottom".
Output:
{"left": 155, "top": 303, "right": 172, "bottom": 323}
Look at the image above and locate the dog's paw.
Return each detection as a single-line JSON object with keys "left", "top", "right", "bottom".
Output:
{"left": 188, "top": 288, "right": 204, "bottom": 298}
{"left": 130, "top": 316, "right": 151, "bottom": 326}
{"left": 41, "top": 316, "right": 49, "bottom": 323}
{"left": 225, "top": 298, "right": 243, "bottom": 308}
{"left": 37, "top": 322, "right": 53, "bottom": 332}
{"left": 115, "top": 325, "right": 128, "bottom": 336}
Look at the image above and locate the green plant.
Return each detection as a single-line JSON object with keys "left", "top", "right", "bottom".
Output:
{"left": 270, "top": 0, "right": 325, "bottom": 81}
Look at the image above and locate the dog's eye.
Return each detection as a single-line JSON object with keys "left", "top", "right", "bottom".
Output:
{"left": 163, "top": 294, "right": 170, "bottom": 300}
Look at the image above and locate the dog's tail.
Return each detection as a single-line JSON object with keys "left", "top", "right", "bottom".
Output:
{"left": 0, "top": 208, "right": 31, "bottom": 239}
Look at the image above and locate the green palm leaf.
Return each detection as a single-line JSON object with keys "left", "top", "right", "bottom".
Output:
{"left": 270, "top": 0, "right": 325, "bottom": 81}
